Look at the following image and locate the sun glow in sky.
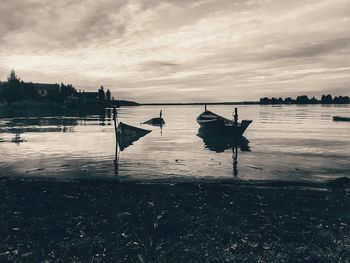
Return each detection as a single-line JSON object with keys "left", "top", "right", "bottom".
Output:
{"left": 1, "top": 0, "right": 350, "bottom": 102}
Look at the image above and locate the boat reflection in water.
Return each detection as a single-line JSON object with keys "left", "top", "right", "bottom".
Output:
{"left": 142, "top": 110, "right": 165, "bottom": 135}
{"left": 113, "top": 108, "right": 152, "bottom": 175}
{"left": 197, "top": 127, "right": 250, "bottom": 177}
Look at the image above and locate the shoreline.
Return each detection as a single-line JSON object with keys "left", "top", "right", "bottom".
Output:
{"left": 1, "top": 177, "right": 349, "bottom": 262}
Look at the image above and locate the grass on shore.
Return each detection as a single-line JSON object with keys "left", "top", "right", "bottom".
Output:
{"left": 1, "top": 178, "right": 350, "bottom": 262}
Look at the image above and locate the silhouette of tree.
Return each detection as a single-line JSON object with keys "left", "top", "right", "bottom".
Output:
{"left": 271, "top": 97, "right": 278, "bottom": 104}
{"left": 2, "top": 70, "right": 24, "bottom": 102}
{"left": 296, "top": 95, "right": 310, "bottom": 104}
{"left": 333, "top": 96, "right": 350, "bottom": 104}
{"left": 7, "top": 70, "right": 20, "bottom": 84}
{"left": 106, "top": 89, "right": 111, "bottom": 101}
{"left": 284, "top": 97, "right": 294, "bottom": 104}
{"left": 321, "top": 94, "right": 332, "bottom": 104}
{"left": 310, "top": 96, "right": 318, "bottom": 104}
{"left": 259, "top": 97, "right": 270, "bottom": 104}
{"left": 98, "top": 86, "right": 105, "bottom": 101}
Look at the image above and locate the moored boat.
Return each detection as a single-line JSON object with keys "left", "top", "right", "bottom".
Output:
{"left": 143, "top": 110, "right": 165, "bottom": 126}
{"left": 196, "top": 106, "right": 252, "bottom": 136}
{"left": 116, "top": 122, "right": 151, "bottom": 151}
{"left": 333, "top": 116, "right": 350, "bottom": 122}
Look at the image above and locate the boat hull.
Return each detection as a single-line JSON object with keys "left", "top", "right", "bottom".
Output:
{"left": 116, "top": 122, "right": 151, "bottom": 151}
{"left": 196, "top": 111, "right": 252, "bottom": 136}
{"left": 143, "top": 117, "right": 165, "bottom": 126}
{"left": 333, "top": 116, "right": 350, "bottom": 122}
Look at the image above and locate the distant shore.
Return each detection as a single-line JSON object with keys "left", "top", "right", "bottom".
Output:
{"left": 139, "top": 101, "right": 259, "bottom": 106}
{"left": 1, "top": 177, "right": 349, "bottom": 262}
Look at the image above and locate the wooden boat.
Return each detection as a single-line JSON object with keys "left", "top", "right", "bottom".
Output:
{"left": 116, "top": 122, "right": 151, "bottom": 151}
{"left": 196, "top": 107, "right": 252, "bottom": 136}
{"left": 143, "top": 117, "right": 165, "bottom": 126}
{"left": 143, "top": 110, "right": 165, "bottom": 126}
{"left": 333, "top": 116, "right": 350, "bottom": 122}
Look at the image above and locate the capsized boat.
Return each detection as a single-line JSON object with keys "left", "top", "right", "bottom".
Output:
{"left": 333, "top": 116, "right": 350, "bottom": 122}
{"left": 196, "top": 106, "right": 252, "bottom": 136}
{"left": 116, "top": 122, "right": 151, "bottom": 151}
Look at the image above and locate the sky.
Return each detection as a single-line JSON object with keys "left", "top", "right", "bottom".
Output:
{"left": 0, "top": 0, "right": 349, "bottom": 103}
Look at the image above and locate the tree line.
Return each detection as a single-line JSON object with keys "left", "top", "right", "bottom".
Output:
{"left": 259, "top": 94, "right": 350, "bottom": 105}
{"left": 0, "top": 70, "right": 113, "bottom": 107}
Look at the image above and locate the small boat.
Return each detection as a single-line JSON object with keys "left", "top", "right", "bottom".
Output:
{"left": 196, "top": 106, "right": 252, "bottom": 136}
{"left": 143, "top": 117, "right": 165, "bottom": 126}
{"left": 116, "top": 122, "right": 151, "bottom": 151}
{"left": 333, "top": 116, "right": 350, "bottom": 122}
{"left": 143, "top": 110, "right": 165, "bottom": 126}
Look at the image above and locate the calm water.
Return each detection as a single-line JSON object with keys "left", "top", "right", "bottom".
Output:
{"left": 0, "top": 105, "right": 349, "bottom": 182}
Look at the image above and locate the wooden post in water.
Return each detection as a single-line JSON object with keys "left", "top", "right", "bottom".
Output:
{"left": 113, "top": 107, "right": 119, "bottom": 176}
{"left": 113, "top": 107, "right": 118, "bottom": 131}
{"left": 233, "top": 107, "right": 238, "bottom": 127}
{"left": 233, "top": 145, "right": 238, "bottom": 177}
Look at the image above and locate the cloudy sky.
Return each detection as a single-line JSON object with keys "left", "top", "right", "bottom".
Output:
{"left": 0, "top": 0, "right": 349, "bottom": 102}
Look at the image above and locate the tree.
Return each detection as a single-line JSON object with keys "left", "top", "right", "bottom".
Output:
{"left": 296, "top": 95, "right": 310, "bottom": 104}
{"left": 98, "top": 86, "right": 105, "bottom": 101}
{"left": 7, "top": 70, "right": 20, "bottom": 84}
{"left": 106, "top": 89, "right": 111, "bottom": 101}
{"left": 259, "top": 97, "right": 270, "bottom": 104}
{"left": 2, "top": 70, "right": 24, "bottom": 103}
{"left": 284, "top": 97, "right": 294, "bottom": 104}
{"left": 310, "top": 96, "right": 318, "bottom": 104}
{"left": 321, "top": 94, "right": 332, "bottom": 104}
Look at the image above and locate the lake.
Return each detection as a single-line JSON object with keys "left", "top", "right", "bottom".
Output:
{"left": 0, "top": 105, "right": 349, "bottom": 182}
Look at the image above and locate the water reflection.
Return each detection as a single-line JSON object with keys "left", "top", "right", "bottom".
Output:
{"left": 114, "top": 129, "right": 151, "bottom": 176}
{"left": 1, "top": 105, "right": 349, "bottom": 181}
{"left": 0, "top": 117, "right": 78, "bottom": 133}
{"left": 0, "top": 109, "right": 119, "bottom": 139}
{"left": 197, "top": 128, "right": 250, "bottom": 153}
{"left": 197, "top": 128, "right": 251, "bottom": 177}
{"left": 99, "top": 108, "right": 113, "bottom": 126}
{"left": 113, "top": 108, "right": 152, "bottom": 176}
{"left": 11, "top": 133, "right": 26, "bottom": 145}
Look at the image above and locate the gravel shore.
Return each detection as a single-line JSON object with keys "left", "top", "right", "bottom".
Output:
{"left": 1, "top": 178, "right": 349, "bottom": 262}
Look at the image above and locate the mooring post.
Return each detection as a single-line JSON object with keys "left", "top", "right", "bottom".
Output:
{"left": 113, "top": 107, "right": 118, "bottom": 140}
{"left": 233, "top": 107, "right": 238, "bottom": 126}
{"left": 205, "top": 104, "right": 207, "bottom": 111}
{"left": 113, "top": 107, "right": 118, "bottom": 133}
{"left": 233, "top": 146, "right": 238, "bottom": 177}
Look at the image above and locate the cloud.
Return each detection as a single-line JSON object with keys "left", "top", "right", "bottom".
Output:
{"left": 0, "top": 0, "right": 349, "bottom": 102}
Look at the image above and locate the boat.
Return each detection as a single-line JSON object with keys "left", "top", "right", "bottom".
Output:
{"left": 196, "top": 106, "right": 252, "bottom": 136}
{"left": 143, "top": 117, "right": 165, "bottom": 126}
{"left": 116, "top": 122, "right": 151, "bottom": 151}
{"left": 333, "top": 116, "right": 350, "bottom": 122}
{"left": 143, "top": 110, "right": 165, "bottom": 126}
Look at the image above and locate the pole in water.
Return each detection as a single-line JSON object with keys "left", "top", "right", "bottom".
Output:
{"left": 160, "top": 109, "right": 162, "bottom": 119}
{"left": 232, "top": 140, "right": 238, "bottom": 176}
{"left": 113, "top": 107, "right": 118, "bottom": 133}
{"left": 205, "top": 104, "right": 207, "bottom": 111}
{"left": 233, "top": 107, "right": 238, "bottom": 126}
